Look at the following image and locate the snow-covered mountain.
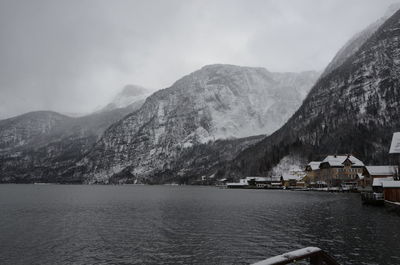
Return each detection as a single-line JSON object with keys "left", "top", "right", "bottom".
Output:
{"left": 0, "top": 85, "right": 151, "bottom": 183}
{"left": 101, "top": 84, "right": 151, "bottom": 112}
{"left": 0, "top": 111, "right": 69, "bottom": 150}
{"left": 74, "top": 64, "right": 319, "bottom": 183}
{"left": 224, "top": 7, "right": 400, "bottom": 179}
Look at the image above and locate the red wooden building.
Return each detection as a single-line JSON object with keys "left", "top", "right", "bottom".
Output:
{"left": 382, "top": 181, "right": 400, "bottom": 203}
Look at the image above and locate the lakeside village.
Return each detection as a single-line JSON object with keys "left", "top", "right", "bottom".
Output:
{"left": 216, "top": 132, "right": 400, "bottom": 208}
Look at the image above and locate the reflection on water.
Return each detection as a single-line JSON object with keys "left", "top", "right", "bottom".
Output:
{"left": 0, "top": 185, "right": 399, "bottom": 265}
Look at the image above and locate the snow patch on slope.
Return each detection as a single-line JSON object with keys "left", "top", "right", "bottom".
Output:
{"left": 271, "top": 155, "right": 307, "bottom": 179}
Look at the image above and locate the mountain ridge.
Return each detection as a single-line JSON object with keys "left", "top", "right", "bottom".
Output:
{"left": 0, "top": 86, "right": 152, "bottom": 183}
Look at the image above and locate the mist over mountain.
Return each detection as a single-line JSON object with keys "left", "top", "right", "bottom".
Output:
{"left": 322, "top": 2, "right": 400, "bottom": 78}
{"left": 101, "top": 84, "right": 152, "bottom": 112}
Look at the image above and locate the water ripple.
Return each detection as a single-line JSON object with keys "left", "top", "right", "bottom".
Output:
{"left": 0, "top": 185, "right": 399, "bottom": 264}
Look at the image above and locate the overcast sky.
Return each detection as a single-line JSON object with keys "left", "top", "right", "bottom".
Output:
{"left": 0, "top": 0, "right": 396, "bottom": 118}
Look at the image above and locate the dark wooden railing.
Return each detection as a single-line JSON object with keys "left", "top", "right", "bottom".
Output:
{"left": 252, "top": 247, "right": 340, "bottom": 265}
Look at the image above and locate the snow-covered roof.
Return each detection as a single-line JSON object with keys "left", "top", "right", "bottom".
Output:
{"left": 226, "top": 182, "right": 248, "bottom": 186}
{"left": 255, "top": 177, "right": 270, "bottom": 182}
{"left": 366, "top": 166, "right": 398, "bottom": 176}
{"left": 245, "top": 177, "right": 271, "bottom": 182}
{"left": 321, "top": 155, "right": 364, "bottom": 167}
{"left": 372, "top": 177, "right": 394, "bottom": 187}
{"left": 382, "top": 181, "right": 400, "bottom": 188}
{"left": 307, "top": 161, "right": 321, "bottom": 170}
{"left": 282, "top": 173, "right": 305, "bottom": 181}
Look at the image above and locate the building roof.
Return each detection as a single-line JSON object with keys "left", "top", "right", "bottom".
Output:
{"left": 382, "top": 181, "right": 400, "bottom": 188}
{"left": 245, "top": 177, "right": 271, "bottom": 182}
{"left": 366, "top": 166, "right": 398, "bottom": 176}
{"left": 321, "top": 155, "right": 364, "bottom": 167}
{"left": 282, "top": 172, "right": 305, "bottom": 181}
{"left": 226, "top": 182, "right": 248, "bottom": 186}
{"left": 372, "top": 177, "right": 394, "bottom": 187}
{"left": 307, "top": 161, "right": 321, "bottom": 170}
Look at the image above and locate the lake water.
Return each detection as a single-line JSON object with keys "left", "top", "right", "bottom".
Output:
{"left": 0, "top": 185, "right": 399, "bottom": 265}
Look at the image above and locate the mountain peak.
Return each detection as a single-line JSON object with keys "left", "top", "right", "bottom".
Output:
{"left": 101, "top": 84, "right": 152, "bottom": 112}
{"left": 119, "top": 84, "right": 148, "bottom": 98}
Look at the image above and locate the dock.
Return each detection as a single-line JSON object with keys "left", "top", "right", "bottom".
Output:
{"left": 360, "top": 191, "right": 384, "bottom": 206}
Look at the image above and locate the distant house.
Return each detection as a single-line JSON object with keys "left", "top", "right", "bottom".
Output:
{"left": 372, "top": 177, "right": 394, "bottom": 193}
{"left": 246, "top": 177, "right": 272, "bottom": 188}
{"left": 216, "top": 178, "right": 228, "bottom": 186}
{"left": 318, "top": 155, "right": 364, "bottom": 188}
{"left": 226, "top": 178, "right": 249, "bottom": 188}
{"left": 226, "top": 176, "right": 274, "bottom": 189}
{"left": 308, "top": 181, "right": 328, "bottom": 189}
{"left": 282, "top": 178, "right": 297, "bottom": 188}
{"left": 360, "top": 166, "right": 398, "bottom": 188}
{"left": 304, "top": 161, "right": 321, "bottom": 184}
{"left": 281, "top": 170, "right": 306, "bottom": 188}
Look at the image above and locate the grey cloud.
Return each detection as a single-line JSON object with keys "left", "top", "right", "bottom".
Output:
{"left": 0, "top": 0, "right": 394, "bottom": 118}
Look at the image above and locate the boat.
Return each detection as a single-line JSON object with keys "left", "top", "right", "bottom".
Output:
{"left": 252, "top": 246, "right": 339, "bottom": 265}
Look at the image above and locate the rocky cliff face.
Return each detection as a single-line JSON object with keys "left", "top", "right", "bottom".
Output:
{"left": 75, "top": 64, "right": 318, "bottom": 183}
{"left": 224, "top": 8, "right": 400, "bottom": 178}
